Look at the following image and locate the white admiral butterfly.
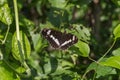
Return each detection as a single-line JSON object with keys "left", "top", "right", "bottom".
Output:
{"left": 41, "top": 28, "right": 78, "bottom": 50}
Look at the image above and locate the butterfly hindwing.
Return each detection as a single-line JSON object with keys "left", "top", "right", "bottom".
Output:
{"left": 41, "top": 28, "right": 78, "bottom": 50}
{"left": 60, "top": 33, "right": 78, "bottom": 49}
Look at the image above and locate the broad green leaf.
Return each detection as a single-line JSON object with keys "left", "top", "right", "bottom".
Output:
{"left": 48, "top": 0, "right": 67, "bottom": 9}
{"left": 0, "top": 3, "right": 12, "bottom": 25}
{"left": 75, "top": 41, "right": 90, "bottom": 57}
{"left": 87, "top": 62, "right": 116, "bottom": 78}
{"left": 31, "top": 33, "right": 46, "bottom": 52}
{"left": 0, "top": 63, "right": 20, "bottom": 80}
{"left": 113, "top": 24, "right": 120, "bottom": 40}
{"left": 100, "top": 56, "right": 120, "bottom": 70}
{"left": 67, "top": 24, "right": 91, "bottom": 43}
{"left": 112, "top": 48, "right": 120, "bottom": 56}
{"left": 12, "top": 31, "right": 31, "bottom": 61}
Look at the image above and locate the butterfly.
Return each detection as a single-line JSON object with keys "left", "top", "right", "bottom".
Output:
{"left": 41, "top": 28, "right": 78, "bottom": 50}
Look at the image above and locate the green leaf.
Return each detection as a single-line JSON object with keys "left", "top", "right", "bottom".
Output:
{"left": 113, "top": 24, "right": 120, "bottom": 40}
{"left": 87, "top": 62, "right": 116, "bottom": 78}
{"left": 12, "top": 31, "right": 31, "bottom": 61}
{"left": 48, "top": 0, "right": 67, "bottom": 9}
{"left": 68, "top": 24, "right": 91, "bottom": 43}
{"left": 75, "top": 41, "right": 90, "bottom": 57}
{"left": 112, "top": 48, "right": 120, "bottom": 56}
{"left": 0, "top": 63, "right": 20, "bottom": 80}
{"left": 0, "top": 3, "right": 12, "bottom": 25}
{"left": 100, "top": 56, "right": 120, "bottom": 70}
{"left": 31, "top": 33, "right": 46, "bottom": 52}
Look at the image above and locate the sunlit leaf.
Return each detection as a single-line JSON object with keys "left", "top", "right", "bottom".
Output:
{"left": 100, "top": 56, "right": 120, "bottom": 70}
{"left": 75, "top": 41, "right": 90, "bottom": 57}
{"left": 0, "top": 3, "right": 12, "bottom": 25}
{"left": 0, "top": 63, "right": 20, "bottom": 80}
{"left": 48, "top": 0, "right": 67, "bottom": 9}
{"left": 113, "top": 24, "right": 120, "bottom": 40}
{"left": 12, "top": 31, "right": 31, "bottom": 61}
{"left": 112, "top": 48, "right": 120, "bottom": 56}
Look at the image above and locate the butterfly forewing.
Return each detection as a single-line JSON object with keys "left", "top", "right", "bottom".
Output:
{"left": 41, "top": 29, "right": 61, "bottom": 48}
{"left": 41, "top": 28, "right": 78, "bottom": 50}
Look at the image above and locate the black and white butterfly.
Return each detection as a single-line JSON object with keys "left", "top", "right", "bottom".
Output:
{"left": 41, "top": 28, "right": 78, "bottom": 50}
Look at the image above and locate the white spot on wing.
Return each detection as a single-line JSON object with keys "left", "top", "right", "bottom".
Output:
{"left": 47, "top": 30, "right": 51, "bottom": 35}
{"left": 50, "top": 35, "right": 60, "bottom": 46}
{"left": 60, "top": 39, "right": 72, "bottom": 47}
{"left": 72, "top": 36, "right": 75, "bottom": 41}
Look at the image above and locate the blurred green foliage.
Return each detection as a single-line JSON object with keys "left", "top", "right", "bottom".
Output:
{"left": 0, "top": 0, "right": 120, "bottom": 80}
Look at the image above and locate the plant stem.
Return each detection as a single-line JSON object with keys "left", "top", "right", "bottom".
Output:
{"left": 98, "top": 40, "right": 116, "bottom": 62}
{"left": 2, "top": 25, "right": 10, "bottom": 44}
{"left": 13, "top": 0, "right": 20, "bottom": 40}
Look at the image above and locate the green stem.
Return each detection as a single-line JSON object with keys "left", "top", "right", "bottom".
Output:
{"left": 98, "top": 40, "right": 116, "bottom": 62}
{"left": 88, "top": 56, "right": 97, "bottom": 63}
{"left": 82, "top": 40, "right": 116, "bottom": 79}
{"left": 2, "top": 25, "right": 10, "bottom": 44}
{"left": 13, "top": 0, "right": 20, "bottom": 40}
{"left": 81, "top": 70, "right": 90, "bottom": 80}
{"left": 13, "top": 0, "right": 31, "bottom": 77}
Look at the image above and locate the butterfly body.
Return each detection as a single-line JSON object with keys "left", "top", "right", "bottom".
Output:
{"left": 41, "top": 28, "right": 78, "bottom": 50}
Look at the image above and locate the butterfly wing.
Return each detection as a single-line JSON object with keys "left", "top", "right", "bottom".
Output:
{"left": 41, "top": 28, "right": 62, "bottom": 49}
{"left": 41, "top": 28, "right": 78, "bottom": 50}
{"left": 60, "top": 33, "right": 78, "bottom": 50}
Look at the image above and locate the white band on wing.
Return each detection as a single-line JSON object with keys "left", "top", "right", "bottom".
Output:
{"left": 50, "top": 35, "right": 60, "bottom": 46}
{"left": 60, "top": 39, "right": 72, "bottom": 47}
{"left": 47, "top": 30, "right": 51, "bottom": 35}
